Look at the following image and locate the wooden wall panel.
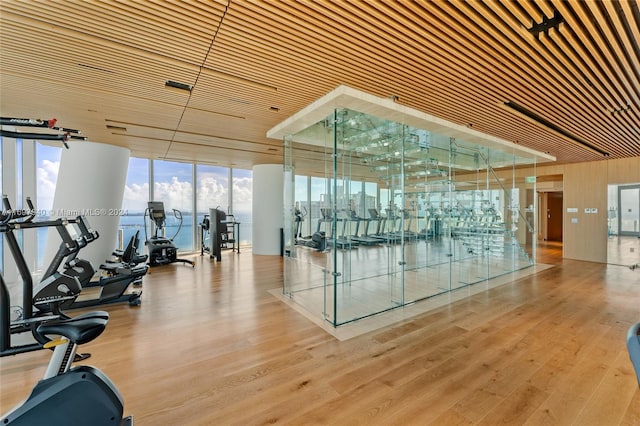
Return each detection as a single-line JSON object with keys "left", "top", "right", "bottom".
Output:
{"left": 492, "top": 157, "right": 640, "bottom": 263}
{"left": 562, "top": 162, "right": 608, "bottom": 263}
{"left": 607, "top": 157, "right": 640, "bottom": 184}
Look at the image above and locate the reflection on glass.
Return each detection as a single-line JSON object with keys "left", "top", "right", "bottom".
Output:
{"left": 295, "top": 175, "right": 309, "bottom": 237}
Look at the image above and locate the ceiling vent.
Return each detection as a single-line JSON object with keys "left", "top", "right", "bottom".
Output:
{"left": 165, "top": 80, "right": 193, "bottom": 92}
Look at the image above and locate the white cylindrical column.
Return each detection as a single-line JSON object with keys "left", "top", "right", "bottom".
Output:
{"left": 252, "top": 164, "right": 283, "bottom": 255}
{"left": 45, "top": 141, "right": 130, "bottom": 270}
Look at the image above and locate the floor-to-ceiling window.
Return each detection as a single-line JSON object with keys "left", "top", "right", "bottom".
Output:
{"left": 231, "top": 168, "right": 253, "bottom": 246}
{"left": 607, "top": 183, "right": 640, "bottom": 267}
{"left": 3, "top": 148, "right": 255, "bottom": 272}
{"left": 196, "top": 164, "right": 229, "bottom": 249}
{"left": 119, "top": 157, "right": 150, "bottom": 251}
{"left": 35, "top": 143, "right": 61, "bottom": 269}
{"left": 153, "top": 160, "right": 194, "bottom": 251}
{"left": 619, "top": 185, "right": 640, "bottom": 236}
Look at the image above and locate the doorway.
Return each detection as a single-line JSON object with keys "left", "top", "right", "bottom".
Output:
{"left": 619, "top": 184, "right": 640, "bottom": 236}
{"left": 607, "top": 183, "right": 640, "bottom": 267}
{"left": 546, "top": 192, "right": 563, "bottom": 242}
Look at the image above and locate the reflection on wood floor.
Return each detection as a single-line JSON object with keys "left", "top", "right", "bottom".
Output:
{"left": 285, "top": 236, "right": 535, "bottom": 327}
{"left": 1, "top": 244, "right": 638, "bottom": 425}
{"left": 608, "top": 235, "right": 640, "bottom": 267}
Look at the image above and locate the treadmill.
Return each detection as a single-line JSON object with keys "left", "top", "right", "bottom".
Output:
{"left": 326, "top": 209, "right": 357, "bottom": 249}
{"left": 367, "top": 208, "right": 399, "bottom": 244}
{"left": 348, "top": 209, "right": 380, "bottom": 245}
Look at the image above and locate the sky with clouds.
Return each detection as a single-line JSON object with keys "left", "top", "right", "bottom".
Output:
{"left": 35, "top": 145, "right": 253, "bottom": 215}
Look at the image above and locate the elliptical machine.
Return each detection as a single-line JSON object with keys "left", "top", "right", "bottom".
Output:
{"left": 293, "top": 205, "right": 326, "bottom": 252}
{"left": 144, "top": 201, "right": 194, "bottom": 267}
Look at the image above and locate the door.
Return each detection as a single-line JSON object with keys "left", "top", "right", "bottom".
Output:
{"left": 547, "top": 192, "right": 563, "bottom": 241}
{"left": 619, "top": 185, "right": 640, "bottom": 236}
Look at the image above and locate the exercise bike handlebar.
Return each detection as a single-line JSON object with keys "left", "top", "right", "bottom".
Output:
{"left": 1, "top": 195, "right": 36, "bottom": 224}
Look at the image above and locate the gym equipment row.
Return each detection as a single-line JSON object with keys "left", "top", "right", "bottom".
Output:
{"left": 1, "top": 195, "right": 147, "bottom": 358}
{"left": 1, "top": 201, "right": 133, "bottom": 424}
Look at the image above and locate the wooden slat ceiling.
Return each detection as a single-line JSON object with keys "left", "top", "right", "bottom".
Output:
{"left": 1, "top": 0, "right": 639, "bottom": 170}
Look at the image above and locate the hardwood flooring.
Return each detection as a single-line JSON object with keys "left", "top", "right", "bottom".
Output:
{"left": 608, "top": 235, "right": 640, "bottom": 268}
{"left": 1, "top": 245, "right": 639, "bottom": 425}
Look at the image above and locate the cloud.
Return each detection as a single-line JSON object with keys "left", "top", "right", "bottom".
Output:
{"left": 36, "top": 159, "right": 60, "bottom": 210}
{"left": 154, "top": 177, "right": 193, "bottom": 212}
{"left": 197, "top": 175, "right": 228, "bottom": 212}
{"left": 122, "top": 182, "right": 150, "bottom": 212}
{"left": 232, "top": 176, "right": 252, "bottom": 213}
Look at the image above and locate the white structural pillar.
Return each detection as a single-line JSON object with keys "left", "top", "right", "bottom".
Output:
{"left": 252, "top": 164, "right": 283, "bottom": 255}
{"left": 45, "top": 141, "right": 130, "bottom": 270}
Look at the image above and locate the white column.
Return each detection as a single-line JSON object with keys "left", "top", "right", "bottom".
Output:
{"left": 45, "top": 141, "right": 130, "bottom": 270}
{"left": 252, "top": 164, "right": 283, "bottom": 255}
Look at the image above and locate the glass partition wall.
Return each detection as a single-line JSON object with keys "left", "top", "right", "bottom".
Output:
{"left": 275, "top": 87, "right": 550, "bottom": 326}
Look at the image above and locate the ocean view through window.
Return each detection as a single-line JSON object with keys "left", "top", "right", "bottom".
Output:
{"left": 3, "top": 138, "right": 255, "bottom": 277}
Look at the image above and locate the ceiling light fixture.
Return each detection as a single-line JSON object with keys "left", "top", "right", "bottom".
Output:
{"left": 528, "top": 10, "right": 564, "bottom": 36}
{"left": 501, "top": 101, "right": 609, "bottom": 157}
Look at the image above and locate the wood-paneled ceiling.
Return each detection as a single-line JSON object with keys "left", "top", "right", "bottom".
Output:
{"left": 1, "top": 0, "right": 639, "bottom": 169}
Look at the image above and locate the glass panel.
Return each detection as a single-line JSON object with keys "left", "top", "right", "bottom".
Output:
{"left": 153, "top": 160, "right": 194, "bottom": 251}
{"left": 120, "top": 157, "right": 149, "bottom": 252}
{"left": 608, "top": 185, "right": 618, "bottom": 236}
{"left": 620, "top": 186, "right": 640, "bottom": 235}
{"left": 232, "top": 168, "right": 252, "bottom": 246}
{"left": 196, "top": 164, "right": 229, "bottom": 232}
{"left": 294, "top": 175, "right": 309, "bottom": 237}
{"left": 282, "top": 137, "right": 329, "bottom": 323}
{"left": 281, "top": 99, "right": 540, "bottom": 327}
{"left": 35, "top": 143, "right": 61, "bottom": 269}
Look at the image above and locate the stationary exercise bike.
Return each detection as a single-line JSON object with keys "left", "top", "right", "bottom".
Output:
{"left": 0, "top": 304, "right": 133, "bottom": 424}
{"left": 144, "top": 201, "right": 194, "bottom": 267}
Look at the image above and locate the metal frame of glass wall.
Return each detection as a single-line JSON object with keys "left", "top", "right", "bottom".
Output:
{"left": 273, "top": 86, "right": 554, "bottom": 327}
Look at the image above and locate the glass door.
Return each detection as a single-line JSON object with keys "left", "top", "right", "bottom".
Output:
{"left": 619, "top": 185, "right": 640, "bottom": 236}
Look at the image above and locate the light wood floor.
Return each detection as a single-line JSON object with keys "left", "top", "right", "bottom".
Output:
{"left": 608, "top": 235, "right": 640, "bottom": 267}
{"left": 1, "top": 244, "right": 639, "bottom": 425}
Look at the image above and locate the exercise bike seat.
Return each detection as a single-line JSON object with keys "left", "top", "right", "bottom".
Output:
{"left": 36, "top": 312, "right": 110, "bottom": 345}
